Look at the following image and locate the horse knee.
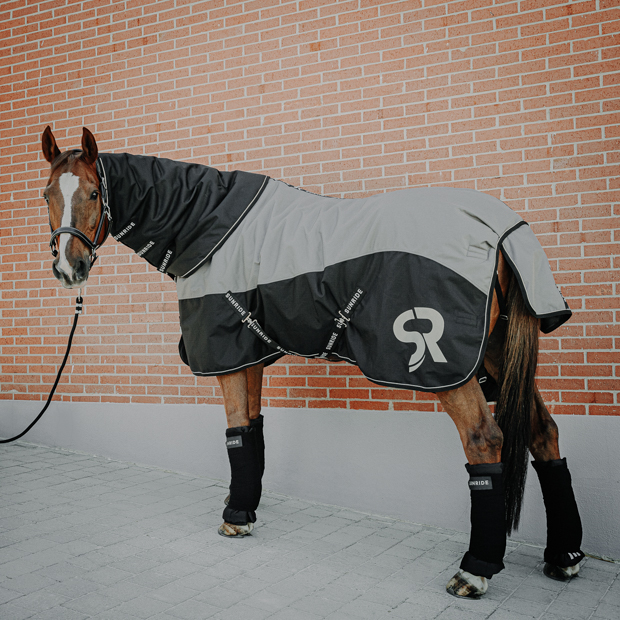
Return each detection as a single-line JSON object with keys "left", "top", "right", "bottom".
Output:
{"left": 465, "top": 423, "right": 503, "bottom": 463}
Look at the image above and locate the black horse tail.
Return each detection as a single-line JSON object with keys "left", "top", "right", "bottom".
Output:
{"left": 495, "top": 270, "right": 540, "bottom": 535}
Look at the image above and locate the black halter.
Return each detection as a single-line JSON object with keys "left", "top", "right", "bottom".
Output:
{"left": 49, "top": 158, "right": 112, "bottom": 269}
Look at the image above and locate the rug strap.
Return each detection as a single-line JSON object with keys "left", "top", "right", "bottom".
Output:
{"left": 318, "top": 288, "right": 366, "bottom": 359}
{"left": 225, "top": 291, "right": 291, "bottom": 355}
{"left": 494, "top": 277, "right": 508, "bottom": 320}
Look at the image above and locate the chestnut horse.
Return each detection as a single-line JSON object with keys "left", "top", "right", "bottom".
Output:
{"left": 40, "top": 126, "right": 585, "bottom": 599}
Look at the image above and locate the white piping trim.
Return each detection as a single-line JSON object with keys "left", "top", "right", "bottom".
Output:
{"left": 179, "top": 176, "right": 269, "bottom": 279}
{"left": 190, "top": 351, "right": 282, "bottom": 375}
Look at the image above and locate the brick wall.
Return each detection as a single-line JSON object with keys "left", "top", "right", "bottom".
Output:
{"left": 1, "top": 0, "right": 618, "bottom": 415}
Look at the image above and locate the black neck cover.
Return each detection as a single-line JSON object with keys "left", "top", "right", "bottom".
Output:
{"left": 532, "top": 458, "right": 584, "bottom": 568}
{"left": 98, "top": 153, "right": 267, "bottom": 278}
{"left": 461, "top": 462, "right": 506, "bottom": 579}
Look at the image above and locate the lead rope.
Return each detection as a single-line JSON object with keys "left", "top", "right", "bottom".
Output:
{"left": 0, "top": 293, "right": 83, "bottom": 444}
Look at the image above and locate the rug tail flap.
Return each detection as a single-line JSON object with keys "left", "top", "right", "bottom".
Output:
{"left": 501, "top": 224, "right": 571, "bottom": 334}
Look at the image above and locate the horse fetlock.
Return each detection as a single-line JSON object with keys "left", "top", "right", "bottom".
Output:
{"left": 446, "top": 570, "right": 489, "bottom": 599}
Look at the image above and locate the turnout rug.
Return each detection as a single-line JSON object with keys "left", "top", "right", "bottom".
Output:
{"left": 99, "top": 153, "right": 571, "bottom": 392}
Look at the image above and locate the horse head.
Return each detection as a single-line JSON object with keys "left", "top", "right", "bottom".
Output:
{"left": 41, "top": 126, "right": 109, "bottom": 289}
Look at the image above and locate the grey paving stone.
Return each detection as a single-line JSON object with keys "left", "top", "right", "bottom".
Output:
{"left": 498, "top": 594, "right": 549, "bottom": 618}
{"left": 149, "top": 582, "right": 199, "bottom": 605}
{"left": 2, "top": 573, "right": 58, "bottom": 596}
{"left": 82, "top": 566, "right": 135, "bottom": 586}
{"left": 0, "top": 586, "right": 23, "bottom": 604}
{"left": 116, "top": 595, "right": 175, "bottom": 618}
{"left": 25, "top": 608, "right": 89, "bottom": 620}
{"left": 336, "top": 598, "right": 392, "bottom": 619}
{"left": 8, "top": 590, "right": 69, "bottom": 613}
{"left": 270, "top": 608, "right": 323, "bottom": 620}
{"left": 511, "top": 582, "right": 558, "bottom": 604}
{"left": 61, "top": 591, "right": 122, "bottom": 615}
{"left": 194, "top": 585, "right": 248, "bottom": 608}
{"left": 127, "top": 568, "right": 180, "bottom": 589}
{"left": 435, "top": 606, "right": 489, "bottom": 620}
{"left": 165, "top": 597, "right": 222, "bottom": 619}
{"left": 0, "top": 603, "right": 40, "bottom": 619}
{"left": 42, "top": 577, "right": 101, "bottom": 599}
{"left": 545, "top": 598, "right": 596, "bottom": 619}
{"left": 593, "top": 599, "right": 620, "bottom": 619}
{"left": 488, "top": 610, "right": 536, "bottom": 620}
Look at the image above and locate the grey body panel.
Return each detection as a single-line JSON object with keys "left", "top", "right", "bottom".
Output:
{"left": 177, "top": 181, "right": 523, "bottom": 300}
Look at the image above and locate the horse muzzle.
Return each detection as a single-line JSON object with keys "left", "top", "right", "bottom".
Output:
{"left": 52, "top": 254, "right": 90, "bottom": 289}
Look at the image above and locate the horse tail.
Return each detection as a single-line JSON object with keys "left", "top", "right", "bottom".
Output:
{"left": 494, "top": 270, "right": 540, "bottom": 535}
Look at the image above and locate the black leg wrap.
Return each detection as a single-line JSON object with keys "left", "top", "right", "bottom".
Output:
{"left": 250, "top": 414, "right": 265, "bottom": 477}
{"left": 223, "top": 425, "right": 262, "bottom": 525}
{"left": 460, "top": 463, "right": 506, "bottom": 579}
{"left": 532, "top": 458, "right": 584, "bottom": 568}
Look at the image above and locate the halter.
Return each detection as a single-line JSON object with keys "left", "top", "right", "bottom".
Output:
{"left": 49, "top": 158, "right": 112, "bottom": 269}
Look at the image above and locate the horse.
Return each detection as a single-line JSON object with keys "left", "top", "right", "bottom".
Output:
{"left": 40, "top": 126, "right": 585, "bottom": 599}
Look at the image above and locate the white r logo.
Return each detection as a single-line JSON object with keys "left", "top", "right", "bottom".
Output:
{"left": 393, "top": 308, "right": 448, "bottom": 372}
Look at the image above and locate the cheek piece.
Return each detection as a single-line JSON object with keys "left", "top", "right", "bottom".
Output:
{"left": 223, "top": 415, "right": 265, "bottom": 526}
{"left": 460, "top": 462, "right": 507, "bottom": 579}
{"left": 532, "top": 458, "right": 584, "bottom": 568}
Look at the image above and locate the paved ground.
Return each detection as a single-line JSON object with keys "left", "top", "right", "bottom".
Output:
{"left": 1, "top": 443, "right": 619, "bottom": 620}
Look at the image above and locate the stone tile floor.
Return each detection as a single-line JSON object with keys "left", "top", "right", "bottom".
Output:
{"left": 1, "top": 442, "right": 619, "bottom": 620}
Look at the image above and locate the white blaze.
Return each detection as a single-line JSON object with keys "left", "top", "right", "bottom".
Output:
{"left": 56, "top": 172, "right": 80, "bottom": 277}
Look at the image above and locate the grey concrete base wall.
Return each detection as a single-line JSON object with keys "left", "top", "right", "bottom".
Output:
{"left": 1, "top": 400, "right": 619, "bottom": 560}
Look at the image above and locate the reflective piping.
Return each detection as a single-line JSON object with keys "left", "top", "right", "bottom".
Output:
{"left": 179, "top": 176, "right": 269, "bottom": 279}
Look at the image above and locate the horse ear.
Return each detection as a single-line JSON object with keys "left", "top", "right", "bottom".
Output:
{"left": 42, "top": 126, "right": 61, "bottom": 163}
{"left": 80, "top": 127, "right": 98, "bottom": 165}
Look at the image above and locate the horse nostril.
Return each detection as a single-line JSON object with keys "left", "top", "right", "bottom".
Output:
{"left": 74, "top": 258, "right": 89, "bottom": 281}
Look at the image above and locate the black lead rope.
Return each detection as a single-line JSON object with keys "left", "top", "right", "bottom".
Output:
{"left": 0, "top": 295, "right": 83, "bottom": 444}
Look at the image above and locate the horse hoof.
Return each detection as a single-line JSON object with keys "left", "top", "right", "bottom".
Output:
{"left": 218, "top": 521, "right": 253, "bottom": 537}
{"left": 446, "top": 569, "right": 488, "bottom": 599}
{"left": 224, "top": 493, "right": 230, "bottom": 505}
{"left": 543, "top": 561, "right": 580, "bottom": 581}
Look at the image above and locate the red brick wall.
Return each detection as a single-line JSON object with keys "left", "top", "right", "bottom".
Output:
{"left": 1, "top": 0, "right": 618, "bottom": 415}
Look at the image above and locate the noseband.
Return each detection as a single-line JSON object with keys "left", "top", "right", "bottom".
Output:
{"left": 49, "top": 158, "right": 112, "bottom": 269}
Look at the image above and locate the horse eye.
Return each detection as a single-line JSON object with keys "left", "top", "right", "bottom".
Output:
{"left": 43, "top": 195, "right": 49, "bottom": 204}
{"left": 90, "top": 191, "right": 99, "bottom": 200}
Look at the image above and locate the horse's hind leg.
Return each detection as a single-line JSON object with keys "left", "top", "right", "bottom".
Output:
{"left": 438, "top": 379, "right": 506, "bottom": 599}
{"left": 530, "top": 388, "right": 584, "bottom": 581}
{"left": 485, "top": 324, "right": 584, "bottom": 581}
{"left": 217, "top": 363, "right": 265, "bottom": 537}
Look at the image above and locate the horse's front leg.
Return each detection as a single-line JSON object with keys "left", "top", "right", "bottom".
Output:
{"left": 530, "top": 388, "right": 584, "bottom": 581}
{"left": 217, "top": 363, "right": 265, "bottom": 537}
{"left": 438, "top": 378, "right": 506, "bottom": 599}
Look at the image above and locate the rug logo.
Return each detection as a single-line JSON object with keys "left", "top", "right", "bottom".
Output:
{"left": 392, "top": 308, "right": 447, "bottom": 372}
{"left": 137, "top": 240, "right": 155, "bottom": 257}
{"left": 113, "top": 221, "right": 135, "bottom": 241}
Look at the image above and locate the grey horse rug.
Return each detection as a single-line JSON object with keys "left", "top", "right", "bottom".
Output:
{"left": 98, "top": 153, "right": 571, "bottom": 393}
